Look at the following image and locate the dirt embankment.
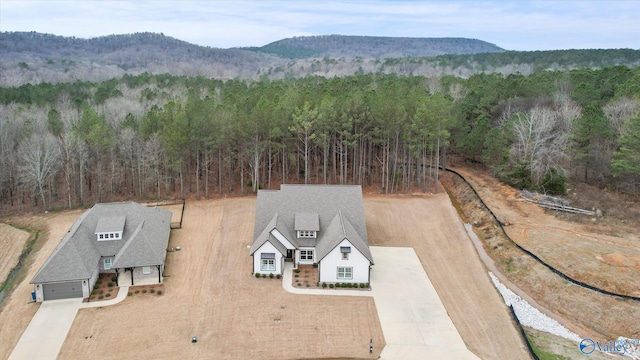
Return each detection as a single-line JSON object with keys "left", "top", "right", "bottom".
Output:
{"left": 441, "top": 171, "right": 640, "bottom": 341}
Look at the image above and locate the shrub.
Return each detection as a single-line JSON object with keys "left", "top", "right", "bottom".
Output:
{"left": 365, "top": 283, "right": 370, "bottom": 288}
{"left": 329, "top": 284, "right": 334, "bottom": 288}
{"left": 347, "top": 283, "right": 353, "bottom": 288}
{"left": 107, "top": 282, "right": 114, "bottom": 287}
{"left": 261, "top": 274, "right": 266, "bottom": 278}
{"left": 134, "top": 290, "right": 140, "bottom": 294}
{"left": 342, "top": 283, "right": 348, "bottom": 288}
{"left": 294, "top": 274, "right": 299, "bottom": 278}
{"left": 276, "top": 274, "right": 281, "bottom": 279}
{"left": 128, "top": 292, "right": 132, "bottom": 296}
{"left": 111, "top": 275, "right": 117, "bottom": 282}
{"left": 255, "top": 273, "right": 261, "bottom": 278}
{"left": 269, "top": 273, "right": 274, "bottom": 279}
{"left": 322, "top": 282, "right": 327, "bottom": 288}
{"left": 297, "top": 283, "right": 302, "bottom": 287}
{"left": 105, "top": 293, "right": 111, "bottom": 298}
{"left": 98, "top": 295, "right": 104, "bottom": 299}
{"left": 150, "top": 289, "right": 155, "bottom": 294}
{"left": 157, "top": 290, "right": 163, "bottom": 295}
{"left": 142, "top": 289, "right": 147, "bottom": 294}
{"left": 294, "top": 269, "right": 300, "bottom": 273}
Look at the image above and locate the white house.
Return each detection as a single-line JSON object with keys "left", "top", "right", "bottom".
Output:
{"left": 31, "top": 202, "right": 172, "bottom": 302}
{"left": 250, "top": 185, "right": 374, "bottom": 283}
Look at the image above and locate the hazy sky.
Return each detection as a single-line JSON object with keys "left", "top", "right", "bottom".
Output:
{"left": 1, "top": 0, "right": 638, "bottom": 51}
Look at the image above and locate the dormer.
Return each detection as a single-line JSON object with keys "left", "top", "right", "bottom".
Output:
{"left": 294, "top": 212, "right": 319, "bottom": 239}
{"left": 95, "top": 215, "right": 126, "bottom": 241}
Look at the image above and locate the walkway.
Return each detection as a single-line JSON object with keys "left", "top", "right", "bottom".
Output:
{"left": 282, "top": 246, "right": 479, "bottom": 359}
{"left": 8, "top": 287, "right": 129, "bottom": 359}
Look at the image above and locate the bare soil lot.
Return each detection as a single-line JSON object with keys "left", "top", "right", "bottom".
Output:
{"left": 365, "top": 194, "right": 529, "bottom": 360}
{"left": 0, "top": 223, "right": 31, "bottom": 287}
{"left": 0, "top": 210, "right": 83, "bottom": 360}
{"left": 59, "top": 198, "right": 383, "bottom": 360}
{"left": 443, "top": 168, "right": 640, "bottom": 342}
{"left": 2, "top": 194, "right": 529, "bottom": 360}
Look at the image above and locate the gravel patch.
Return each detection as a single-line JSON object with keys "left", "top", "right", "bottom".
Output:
{"left": 488, "top": 272, "right": 581, "bottom": 342}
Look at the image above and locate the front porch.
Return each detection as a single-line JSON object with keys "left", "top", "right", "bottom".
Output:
{"left": 116, "top": 268, "right": 162, "bottom": 287}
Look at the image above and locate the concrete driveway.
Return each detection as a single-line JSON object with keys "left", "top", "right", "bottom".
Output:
{"left": 8, "top": 298, "right": 82, "bottom": 360}
{"left": 283, "top": 246, "right": 479, "bottom": 359}
{"left": 9, "top": 287, "right": 129, "bottom": 360}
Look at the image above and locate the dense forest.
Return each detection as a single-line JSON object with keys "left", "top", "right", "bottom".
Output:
{"left": 1, "top": 64, "right": 639, "bottom": 215}
{"left": 2, "top": 32, "right": 640, "bottom": 87}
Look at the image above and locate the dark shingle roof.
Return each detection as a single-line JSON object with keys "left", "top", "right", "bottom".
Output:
{"left": 31, "top": 202, "right": 171, "bottom": 284}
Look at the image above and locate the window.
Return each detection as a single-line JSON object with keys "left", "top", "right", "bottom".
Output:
{"left": 110, "top": 233, "right": 114, "bottom": 239}
{"left": 99, "top": 234, "right": 104, "bottom": 239}
{"left": 340, "top": 246, "right": 351, "bottom": 260}
{"left": 261, "top": 259, "right": 275, "bottom": 271}
{"left": 142, "top": 266, "right": 151, "bottom": 275}
{"left": 300, "top": 250, "right": 314, "bottom": 261}
{"left": 104, "top": 258, "right": 112, "bottom": 270}
{"left": 337, "top": 267, "right": 352, "bottom": 280}
{"left": 298, "top": 230, "right": 316, "bottom": 238}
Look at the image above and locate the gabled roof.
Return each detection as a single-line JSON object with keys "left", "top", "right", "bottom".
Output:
{"left": 32, "top": 202, "right": 171, "bottom": 284}
{"left": 316, "top": 211, "right": 374, "bottom": 264}
{"left": 252, "top": 184, "right": 372, "bottom": 264}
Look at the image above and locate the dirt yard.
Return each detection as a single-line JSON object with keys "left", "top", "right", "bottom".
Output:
{"left": 365, "top": 194, "right": 530, "bottom": 360}
{"left": 0, "top": 209, "right": 84, "bottom": 360}
{"left": 0, "top": 223, "right": 31, "bottom": 287}
{"left": 1, "top": 193, "right": 536, "bottom": 359}
{"left": 443, "top": 168, "right": 640, "bottom": 344}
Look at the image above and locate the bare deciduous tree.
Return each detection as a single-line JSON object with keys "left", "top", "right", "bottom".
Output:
{"left": 18, "top": 133, "right": 61, "bottom": 211}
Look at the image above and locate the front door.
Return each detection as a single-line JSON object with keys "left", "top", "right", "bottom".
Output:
{"left": 286, "top": 249, "right": 293, "bottom": 261}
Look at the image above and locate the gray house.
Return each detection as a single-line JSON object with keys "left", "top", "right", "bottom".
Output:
{"left": 31, "top": 202, "right": 172, "bottom": 302}
{"left": 250, "top": 185, "right": 374, "bottom": 283}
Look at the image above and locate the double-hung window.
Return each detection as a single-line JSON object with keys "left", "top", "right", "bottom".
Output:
{"left": 261, "top": 253, "right": 276, "bottom": 271}
{"left": 337, "top": 267, "right": 352, "bottom": 280}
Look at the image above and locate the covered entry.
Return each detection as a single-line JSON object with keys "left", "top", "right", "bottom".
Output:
{"left": 42, "top": 281, "right": 83, "bottom": 300}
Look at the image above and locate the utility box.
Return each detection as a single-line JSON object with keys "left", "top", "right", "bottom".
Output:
{"left": 31, "top": 291, "right": 36, "bottom": 301}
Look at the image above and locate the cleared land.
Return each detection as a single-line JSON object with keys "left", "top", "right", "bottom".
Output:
{"left": 365, "top": 194, "right": 529, "bottom": 360}
{"left": 2, "top": 194, "right": 530, "bottom": 360}
{"left": 443, "top": 168, "right": 640, "bottom": 344}
{"left": 0, "top": 210, "right": 83, "bottom": 360}
{"left": 0, "top": 223, "right": 31, "bottom": 287}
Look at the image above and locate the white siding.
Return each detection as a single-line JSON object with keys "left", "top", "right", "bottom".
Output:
{"left": 253, "top": 241, "right": 284, "bottom": 275}
{"left": 319, "top": 239, "right": 370, "bottom": 283}
{"left": 271, "top": 229, "right": 296, "bottom": 250}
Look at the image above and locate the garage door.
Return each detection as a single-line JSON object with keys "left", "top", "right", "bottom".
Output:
{"left": 42, "top": 281, "right": 83, "bottom": 300}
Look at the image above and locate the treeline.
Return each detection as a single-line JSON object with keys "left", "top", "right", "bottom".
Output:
{"left": 1, "top": 66, "right": 639, "bottom": 213}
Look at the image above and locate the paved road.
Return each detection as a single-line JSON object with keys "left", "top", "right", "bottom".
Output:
{"left": 283, "top": 246, "right": 479, "bottom": 359}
